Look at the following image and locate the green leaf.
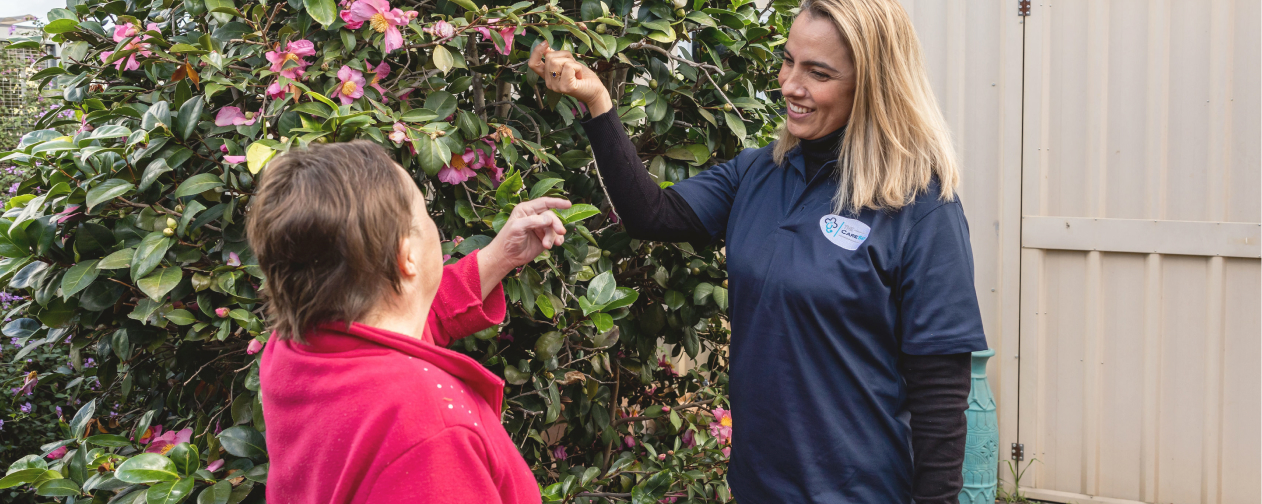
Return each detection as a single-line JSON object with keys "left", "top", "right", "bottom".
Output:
{"left": 85, "top": 179, "right": 135, "bottom": 210}
{"left": 139, "top": 158, "right": 172, "bottom": 192}
{"left": 0, "top": 468, "right": 46, "bottom": 489}
{"left": 587, "top": 270, "right": 616, "bottom": 305}
{"left": 529, "top": 178, "right": 565, "bottom": 200}
{"left": 69, "top": 399, "right": 96, "bottom": 439}
{"left": 664, "top": 290, "right": 685, "bottom": 310}
{"left": 197, "top": 481, "right": 232, "bottom": 504}
{"left": 34, "top": 478, "right": 79, "bottom": 497}
{"left": 602, "top": 287, "right": 639, "bottom": 311}
{"left": 553, "top": 204, "right": 600, "bottom": 224}
{"left": 713, "top": 285, "right": 728, "bottom": 310}
{"left": 115, "top": 453, "right": 179, "bottom": 484}
{"left": 87, "top": 125, "right": 131, "bottom": 139}
{"left": 147, "top": 477, "right": 195, "bottom": 504}
{"left": 503, "top": 365, "right": 530, "bottom": 385}
{"left": 167, "top": 443, "right": 200, "bottom": 476}
{"left": 591, "top": 312, "right": 614, "bottom": 333}
{"left": 724, "top": 110, "right": 747, "bottom": 139}
{"left": 424, "top": 91, "right": 458, "bottom": 120}
{"left": 164, "top": 309, "right": 197, "bottom": 325}
{"left": 536, "top": 294, "right": 554, "bottom": 318}
{"left": 218, "top": 426, "right": 267, "bottom": 458}
{"left": 205, "top": 0, "right": 236, "bottom": 23}
{"left": 85, "top": 434, "right": 132, "bottom": 447}
{"left": 432, "top": 45, "right": 455, "bottom": 74}
{"left": 630, "top": 471, "right": 672, "bottom": 504}
{"left": 448, "top": 0, "right": 480, "bottom": 11}
{"left": 495, "top": 171, "right": 523, "bottom": 206}
{"left": 246, "top": 143, "right": 277, "bottom": 174}
{"left": 60, "top": 259, "right": 100, "bottom": 298}
{"left": 131, "top": 232, "right": 173, "bottom": 280}
{"left": 534, "top": 331, "right": 564, "bottom": 358}
{"left": 138, "top": 267, "right": 183, "bottom": 301}
{"left": 693, "top": 282, "right": 714, "bottom": 305}
{"left": 416, "top": 136, "right": 451, "bottom": 177}
{"left": 174, "top": 173, "right": 224, "bottom": 198}
{"left": 43, "top": 18, "right": 79, "bottom": 34}
{"left": 400, "top": 108, "right": 438, "bottom": 122}
{"left": 176, "top": 97, "right": 204, "bottom": 140}
{"left": 98, "top": 248, "right": 134, "bottom": 269}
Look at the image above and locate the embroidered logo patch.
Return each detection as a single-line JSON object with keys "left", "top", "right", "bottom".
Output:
{"left": 819, "top": 214, "right": 870, "bottom": 250}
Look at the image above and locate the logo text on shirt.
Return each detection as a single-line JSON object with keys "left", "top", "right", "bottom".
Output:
{"left": 819, "top": 214, "right": 870, "bottom": 250}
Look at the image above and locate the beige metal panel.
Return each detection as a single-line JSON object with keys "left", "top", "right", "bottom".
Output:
{"left": 899, "top": 0, "right": 1027, "bottom": 491}
{"left": 1219, "top": 258, "right": 1261, "bottom": 504}
{"left": 1021, "top": 217, "right": 1262, "bottom": 258}
{"left": 1018, "top": 1, "right": 1260, "bottom": 502}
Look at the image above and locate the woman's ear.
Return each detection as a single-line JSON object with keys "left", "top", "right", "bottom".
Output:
{"left": 396, "top": 235, "right": 419, "bottom": 279}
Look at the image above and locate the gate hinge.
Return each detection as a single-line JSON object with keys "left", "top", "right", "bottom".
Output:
{"left": 1011, "top": 443, "right": 1025, "bottom": 461}
{"left": 1018, "top": 0, "right": 1031, "bottom": 16}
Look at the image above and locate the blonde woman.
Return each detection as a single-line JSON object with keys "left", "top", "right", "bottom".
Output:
{"left": 528, "top": 0, "right": 987, "bottom": 502}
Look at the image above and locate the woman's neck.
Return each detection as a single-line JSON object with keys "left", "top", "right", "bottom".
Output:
{"left": 800, "top": 127, "right": 845, "bottom": 181}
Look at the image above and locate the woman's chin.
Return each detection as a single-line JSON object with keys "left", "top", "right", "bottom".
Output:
{"left": 787, "top": 121, "right": 818, "bottom": 140}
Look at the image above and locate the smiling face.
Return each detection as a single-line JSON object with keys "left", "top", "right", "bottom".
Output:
{"left": 778, "top": 11, "right": 857, "bottom": 140}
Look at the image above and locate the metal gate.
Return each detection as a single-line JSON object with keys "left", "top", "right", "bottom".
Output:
{"left": 903, "top": 1, "right": 1261, "bottom": 503}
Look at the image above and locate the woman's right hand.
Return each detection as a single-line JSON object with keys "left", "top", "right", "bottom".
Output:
{"left": 528, "top": 42, "right": 614, "bottom": 116}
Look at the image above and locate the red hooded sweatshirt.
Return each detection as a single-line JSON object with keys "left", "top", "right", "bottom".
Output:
{"left": 260, "top": 251, "right": 541, "bottom": 504}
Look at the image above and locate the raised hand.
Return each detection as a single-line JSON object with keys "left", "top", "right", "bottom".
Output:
{"left": 528, "top": 42, "right": 614, "bottom": 116}
{"left": 476, "top": 197, "right": 572, "bottom": 297}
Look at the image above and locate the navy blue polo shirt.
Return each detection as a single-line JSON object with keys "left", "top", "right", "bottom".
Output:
{"left": 671, "top": 143, "right": 988, "bottom": 504}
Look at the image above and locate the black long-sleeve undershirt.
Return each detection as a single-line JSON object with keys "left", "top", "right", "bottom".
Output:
{"left": 580, "top": 108, "right": 973, "bottom": 504}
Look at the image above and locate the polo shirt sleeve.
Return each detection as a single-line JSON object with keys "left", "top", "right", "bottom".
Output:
{"left": 425, "top": 249, "right": 506, "bottom": 347}
{"left": 669, "top": 148, "right": 759, "bottom": 240}
{"left": 897, "top": 201, "right": 989, "bottom": 355}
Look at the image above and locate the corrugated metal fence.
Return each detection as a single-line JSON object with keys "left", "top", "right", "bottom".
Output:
{"left": 902, "top": 1, "right": 1261, "bottom": 503}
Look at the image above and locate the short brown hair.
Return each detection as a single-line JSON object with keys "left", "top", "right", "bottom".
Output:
{"left": 246, "top": 140, "right": 415, "bottom": 343}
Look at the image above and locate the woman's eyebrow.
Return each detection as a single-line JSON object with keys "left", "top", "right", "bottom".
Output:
{"left": 783, "top": 50, "right": 838, "bottom": 73}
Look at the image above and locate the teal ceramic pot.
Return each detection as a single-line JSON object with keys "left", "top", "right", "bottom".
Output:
{"left": 959, "top": 349, "right": 998, "bottom": 504}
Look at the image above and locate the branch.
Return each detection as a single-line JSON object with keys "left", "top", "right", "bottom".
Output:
{"left": 627, "top": 42, "right": 744, "bottom": 121}
{"left": 612, "top": 398, "right": 716, "bottom": 426}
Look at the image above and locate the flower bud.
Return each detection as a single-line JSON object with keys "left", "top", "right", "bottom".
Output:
{"left": 215, "top": 307, "right": 229, "bottom": 318}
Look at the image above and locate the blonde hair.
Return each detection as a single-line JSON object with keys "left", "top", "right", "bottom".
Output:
{"left": 773, "top": 0, "right": 959, "bottom": 214}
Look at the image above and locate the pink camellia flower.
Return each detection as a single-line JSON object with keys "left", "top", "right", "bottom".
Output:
{"left": 339, "top": 9, "right": 363, "bottom": 30}
{"left": 215, "top": 307, "right": 230, "bottom": 318}
{"left": 436, "top": 150, "right": 478, "bottom": 185}
{"left": 478, "top": 139, "right": 504, "bottom": 183}
{"left": 366, "top": 61, "right": 390, "bottom": 101}
{"left": 77, "top": 118, "right": 93, "bottom": 134}
{"left": 145, "top": 427, "right": 192, "bottom": 455}
{"left": 227, "top": 252, "right": 242, "bottom": 267}
{"left": 46, "top": 446, "right": 67, "bottom": 460}
{"left": 330, "top": 65, "right": 366, "bottom": 105}
{"left": 265, "top": 40, "right": 316, "bottom": 80}
{"left": 16, "top": 371, "right": 37, "bottom": 396}
{"left": 624, "top": 435, "right": 636, "bottom": 449}
{"left": 475, "top": 21, "right": 520, "bottom": 56}
{"left": 721, "top": 446, "right": 731, "bottom": 457}
{"left": 99, "top": 22, "right": 160, "bottom": 71}
{"left": 223, "top": 155, "right": 246, "bottom": 165}
{"left": 219, "top": 145, "right": 229, "bottom": 153}
{"left": 206, "top": 459, "right": 225, "bottom": 473}
{"left": 247, "top": 339, "right": 264, "bottom": 355}
{"left": 424, "top": 20, "right": 455, "bottom": 41}
{"left": 708, "top": 407, "right": 732, "bottom": 445}
{"left": 681, "top": 429, "right": 696, "bottom": 448}
{"left": 551, "top": 445, "right": 567, "bottom": 461}
{"left": 388, "top": 122, "right": 409, "bottom": 144}
{"left": 658, "top": 453, "right": 666, "bottom": 461}
{"left": 267, "top": 80, "right": 300, "bottom": 100}
{"left": 348, "top": 0, "right": 417, "bottom": 53}
{"left": 214, "top": 106, "right": 258, "bottom": 127}
{"left": 137, "top": 425, "right": 163, "bottom": 444}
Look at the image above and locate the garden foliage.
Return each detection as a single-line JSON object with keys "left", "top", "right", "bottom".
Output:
{"left": 0, "top": 0, "right": 791, "bottom": 500}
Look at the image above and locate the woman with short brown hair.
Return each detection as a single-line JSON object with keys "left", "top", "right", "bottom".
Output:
{"left": 248, "top": 140, "right": 566, "bottom": 503}
{"left": 530, "top": 0, "right": 988, "bottom": 502}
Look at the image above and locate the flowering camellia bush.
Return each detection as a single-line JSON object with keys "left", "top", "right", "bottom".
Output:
{"left": 0, "top": 0, "right": 792, "bottom": 500}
